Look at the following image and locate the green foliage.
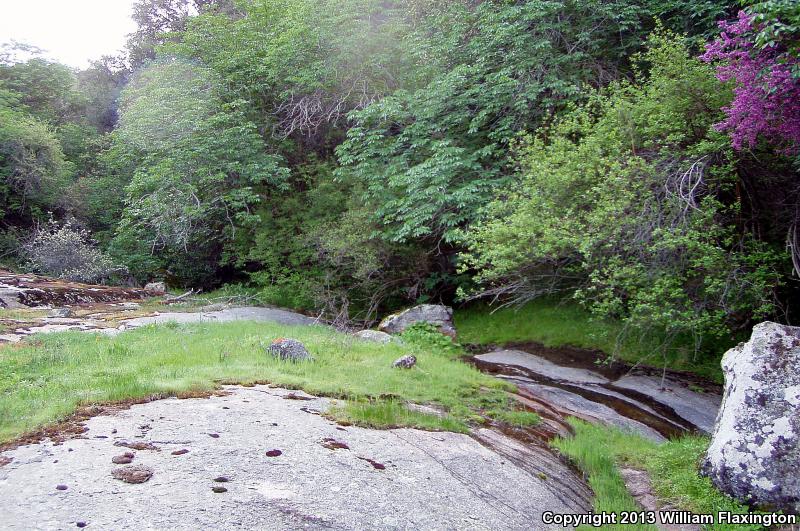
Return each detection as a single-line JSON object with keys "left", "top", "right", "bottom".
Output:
{"left": 463, "top": 31, "right": 785, "bottom": 347}
{"left": 0, "top": 58, "right": 87, "bottom": 126}
{"left": 108, "top": 59, "right": 289, "bottom": 285}
{"left": 0, "top": 95, "right": 69, "bottom": 225}
{"left": 336, "top": 0, "right": 656, "bottom": 244}
{"left": 399, "top": 322, "right": 461, "bottom": 356}
{"left": 745, "top": 0, "right": 800, "bottom": 61}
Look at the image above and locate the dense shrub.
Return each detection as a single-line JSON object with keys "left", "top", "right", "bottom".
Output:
{"left": 463, "top": 32, "right": 786, "bottom": 347}
{"left": 23, "top": 220, "right": 126, "bottom": 284}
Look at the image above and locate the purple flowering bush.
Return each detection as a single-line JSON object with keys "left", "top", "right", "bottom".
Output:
{"left": 701, "top": 10, "right": 800, "bottom": 153}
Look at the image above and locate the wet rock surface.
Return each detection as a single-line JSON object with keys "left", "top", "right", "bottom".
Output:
{"left": 0, "top": 386, "right": 589, "bottom": 530}
{"left": 702, "top": 322, "right": 800, "bottom": 513}
{"left": 474, "top": 346, "right": 722, "bottom": 441}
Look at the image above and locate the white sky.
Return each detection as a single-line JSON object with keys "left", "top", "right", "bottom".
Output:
{"left": 0, "top": 0, "right": 137, "bottom": 68}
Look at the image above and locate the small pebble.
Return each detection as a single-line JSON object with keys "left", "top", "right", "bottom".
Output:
{"left": 265, "top": 449, "right": 282, "bottom": 457}
{"left": 76, "top": 522, "right": 87, "bottom": 528}
{"left": 56, "top": 485, "right": 68, "bottom": 491}
{"left": 211, "top": 486, "right": 228, "bottom": 493}
{"left": 171, "top": 449, "right": 189, "bottom": 456}
{"left": 208, "top": 433, "right": 220, "bottom": 439}
{"left": 213, "top": 476, "right": 230, "bottom": 483}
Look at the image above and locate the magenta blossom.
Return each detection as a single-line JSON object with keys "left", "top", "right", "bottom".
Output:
{"left": 701, "top": 11, "right": 800, "bottom": 154}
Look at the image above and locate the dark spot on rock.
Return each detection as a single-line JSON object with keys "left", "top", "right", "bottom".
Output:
{"left": 284, "top": 393, "right": 314, "bottom": 401}
{"left": 320, "top": 438, "right": 349, "bottom": 450}
{"left": 299, "top": 407, "right": 321, "bottom": 415}
{"left": 212, "top": 486, "right": 228, "bottom": 493}
{"left": 111, "top": 465, "right": 153, "bottom": 484}
{"left": 213, "top": 476, "right": 230, "bottom": 483}
{"left": 209, "top": 433, "right": 220, "bottom": 438}
{"left": 335, "top": 427, "right": 347, "bottom": 432}
{"left": 270, "top": 423, "right": 278, "bottom": 426}
{"left": 56, "top": 484, "right": 68, "bottom": 491}
{"left": 357, "top": 457, "right": 386, "bottom": 470}
{"left": 53, "top": 460, "right": 58, "bottom": 464}
{"left": 171, "top": 449, "right": 189, "bottom": 456}
{"left": 94, "top": 436, "right": 108, "bottom": 439}
{"left": 68, "top": 448, "right": 73, "bottom": 452}
{"left": 112, "top": 452, "right": 135, "bottom": 464}
{"left": 265, "top": 449, "right": 282, "bottom": 457}
{"left": 111, "top": 429, "right": 117, "bottom": 434}
{"left": 114, "top": 441, "right": 159, "bottom": 451}
{"left": 76, "top": 522, "right": 87, "bottom": 528}
{"left": 222, "top": 407, "right": 230, "bottom": 410}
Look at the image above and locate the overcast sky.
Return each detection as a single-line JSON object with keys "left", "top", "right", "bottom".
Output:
{"left": 0, "top": 0, "right": 137, "bottom": 68}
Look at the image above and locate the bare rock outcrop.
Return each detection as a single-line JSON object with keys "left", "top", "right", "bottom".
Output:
{"left": 702, "top": 322, "right": 800, "bottom": 514}
{"left": 378, "top": 304, "right": 456, "bottom": 339}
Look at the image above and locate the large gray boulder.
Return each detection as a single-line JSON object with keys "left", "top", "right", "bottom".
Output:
{"left": 378, "top": 304, "right": 456, "bottom": 339}
{"left": 702, "top": 322, "right": 800, "bottom": 513}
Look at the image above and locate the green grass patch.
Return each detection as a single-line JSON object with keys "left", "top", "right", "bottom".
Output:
{"left": 553, "top": 419, "right": 761, "bottom": 530}
{"left": 455, "top": 300, "right": 724, "bottom": 382}
{"left": 484, "top": 408, "right": 541, "bottom": 427}
{"left": 328, "top": 399, "right": 468, "bottom": 433}
{"left": 0, "top": 320, "right": 531, "bottom": 443}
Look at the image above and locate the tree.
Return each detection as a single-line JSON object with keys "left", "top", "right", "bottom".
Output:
{"left": 463, "top": 31, "right": 785, "bottom": 347}
{"left": 0, "top": 89, "right": 68, "bottom": 228}
{"left": 108, "top": 59, "right": 288, "bottom": 285}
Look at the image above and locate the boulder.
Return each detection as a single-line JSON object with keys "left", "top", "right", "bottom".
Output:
{"left": 702, "top": 322, "right": 800, "bottom": 513}
{"left": 392, "top": 355, "right": 417, "bottom": 369}
{"left": 268, "top": 338, "right": 313, "bottom": 362}
{"left": 378, "top": 304, "right": 456, "bottom": 339}
{"left": 0, "top": 288, "right": 25, "bottom": 309}
{"left": 354, "top": 330, "right": 394, "bottom": 344}
{"left": 144, "top": 281, "right": 166, "bottom": 295}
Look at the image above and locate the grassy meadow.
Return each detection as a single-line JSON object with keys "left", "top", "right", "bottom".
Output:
{"left": 0, "top": 320, "right": 540, "bottom": 443}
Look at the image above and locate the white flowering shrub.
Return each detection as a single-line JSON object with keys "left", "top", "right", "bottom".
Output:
{"left": 23, "top": 220, "right": 127, "bottom": 284}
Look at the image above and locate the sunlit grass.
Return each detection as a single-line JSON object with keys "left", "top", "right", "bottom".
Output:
{"left": 0, "top": 321, "right": 535, "bottom": 442}
{"left": 553, "top": 419, "right": 760, "bottom": 530}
